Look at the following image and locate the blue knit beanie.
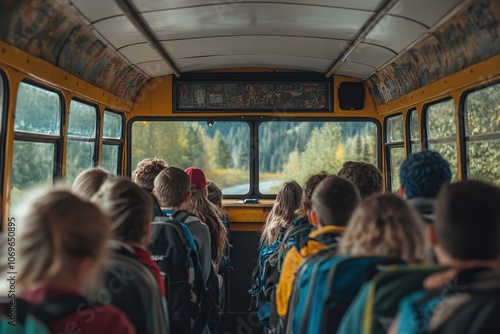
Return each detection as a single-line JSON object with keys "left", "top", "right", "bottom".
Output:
{"left": 399, "top": 150, "right": 452, "bottom": 199}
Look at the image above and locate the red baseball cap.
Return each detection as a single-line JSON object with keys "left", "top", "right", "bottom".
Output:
{"left": 185, "top": 166, "right": 207, "bottom": 189}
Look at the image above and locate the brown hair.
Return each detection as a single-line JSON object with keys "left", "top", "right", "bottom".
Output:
{"left": 207, "top": 180, "right": 223, "bottom": 208}
{"left": 132, "top": 158, "right": 168, "bottom": 190}
{"left": 338, "top": 161, "right": 384, "bottom": 199}
{"left": 340, "top": 193, "right": 426, "bottom": 262}
{"left": 72, "top": 168, "right": 112, "bottom": 200}
{"left": 186, "top": 185, "right": 229, "bottom": 265}
{"left": 18, "top": 189, "right": 111, "bottom": 289}
{"left": 311, "top": 175, "right": 360, "bottom": 227}
{"left": 299, "top": 171, "right": 330, "bottom": 215}
{"left": 435, "top": 180, "right": 500, "bottom": 261}
{"left": 93, "top": 177, "right": 153, "bottom": 244}
{"left": 261, "top": 181, "right": 302, "bottom": 246}
{"left": 154, "top": 167, "right": 190, "bottom": 208}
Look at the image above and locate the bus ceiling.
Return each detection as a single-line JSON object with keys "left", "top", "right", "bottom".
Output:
{"left": 0, "top": 0, "right": 499, "bottom": 106}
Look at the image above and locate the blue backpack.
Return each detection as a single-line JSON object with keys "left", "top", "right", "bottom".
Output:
{"left": 0, "top": 296, "right": 93, "bottom": 334}
{"left": 285, "top": 250, "right": 403, "bottom": 334}
{"left": 249, "top": 228, "right": 287, "bottom": 330}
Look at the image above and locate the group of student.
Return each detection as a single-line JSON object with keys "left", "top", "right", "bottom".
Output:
{"left": 0, "top": 159, "right": 230, "bottom": 334}
{"left": 253, "top": 150, "right": 500, "bottom": 333}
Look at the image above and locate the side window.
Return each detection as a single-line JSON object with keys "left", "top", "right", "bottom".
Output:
{"left": 12, "top": 82, "right": 62, "bottom": 208}
{"left": 101, "top": 110, "right": 124, "bottom": 175}
{"left": 424, "top": 99, "right": 457, "bottom": 181}
{"left": 65, "top": 99, "right": 98, "bottom": 184}
{"left": 464, "top": 82, "right": 500, "bottom": 185}
{"left": 408, "top": 109, "right": 420, "bottom": 154}
{"left": 385, "top": 114, "right": 404, "bottom": 192}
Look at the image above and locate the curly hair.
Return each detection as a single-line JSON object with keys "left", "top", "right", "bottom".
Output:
{"left": 132, "top": 158, "right": 168, "bottom": 190}
{"left": 338, "top": 161, "right": 383, "bottom": 199}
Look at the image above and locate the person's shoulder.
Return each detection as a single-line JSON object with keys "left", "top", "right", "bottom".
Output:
{"left": 94, "top": 304, "right": 135, "bottom": 333}
{"left": 52, "top": 304, "right": 134, "bottom": 334}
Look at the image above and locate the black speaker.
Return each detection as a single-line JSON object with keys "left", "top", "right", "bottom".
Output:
{"left": 338, "top": 82, "right": 365, "bottom": 110}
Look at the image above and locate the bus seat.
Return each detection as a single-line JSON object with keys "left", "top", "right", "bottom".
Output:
{"left": 104, "top": 250, "right": 170, "bottom": 334}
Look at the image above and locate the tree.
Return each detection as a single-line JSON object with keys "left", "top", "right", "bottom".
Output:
{"left": 214, "top": 131, "right": 232, "bottom": 168}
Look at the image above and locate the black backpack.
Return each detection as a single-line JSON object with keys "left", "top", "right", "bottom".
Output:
{"left": 148, "top": 210, "right": 204, "bottom": 334}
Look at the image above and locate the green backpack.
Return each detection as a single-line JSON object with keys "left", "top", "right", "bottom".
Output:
{"left": 0, "top": 296, "right": 91, "bottom": 334}
{"left": 338, "top": 264, "right": 445, "bottom": 334}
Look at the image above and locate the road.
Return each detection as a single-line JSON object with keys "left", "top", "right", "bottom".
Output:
{"left": 223, "top": 180, "right": 282, "bottom": 195}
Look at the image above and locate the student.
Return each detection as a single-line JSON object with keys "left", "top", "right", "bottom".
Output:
{"left": 17, "top": 189, "right": 134, "bottom": 333}
{"left": 260, "top": 180, "right": 302, "bottom": 247}
{"left": 276, "top": 175, "right": 360, "bottom": 318}
{"left": 93, "top": 177, "right": 165, "bottom": 296}
{"left": 71, "top": 167, "right": 112, "bottom": 199}
{"left": 399, "top": 150, "right": 451, "bottom": 224}
{"left": 338, "top": 161, "right": 384, "bottom": 199}
{"left": 336, "top": 193, "right": 428, "bottom": 334}
{"left": 153, "top": 167, "right": 212, "bottom": 284}
{"left": 390, "top": 180, "right": 500, "bottom": 334}
{"left": 185, "top": 167, "right": 229, "bottom": 267}
{"left": 132, "top": 157, "right": 168, "bottom": 217}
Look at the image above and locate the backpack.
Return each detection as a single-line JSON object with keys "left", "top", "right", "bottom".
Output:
{"left": 248, "top": 228, "right": 287, "bottom": 331}
{"left": 285, "top": 251, "right": 403, "bottom": 334}
{"left": 149, "top": 210, "right": 205, "bottom": 334}
{"left": 337, "top": 265, "right": 444, "bottom": 334}
{"left": 0, "top": 296, "right": 93, "bottom": 334}
{"left": 277, "top": 218, "right": 313, "bottom": 272}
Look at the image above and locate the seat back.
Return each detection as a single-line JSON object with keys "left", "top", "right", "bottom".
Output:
{"left": 104, "top": 251, "right": 169, "bottom": 334}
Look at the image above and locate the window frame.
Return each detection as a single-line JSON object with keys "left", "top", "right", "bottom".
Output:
{"left": 13, "top": 80, "right": 64, "bottom": 183}
{"left": 102, "top": 109, "right": 125, "bottom": 175}
{"left": 128, "top": 116, "right": 255, "bottom": 199}
{"left": 406, "top": 108, "right": 420, "bottom": 155}
{"left": 65, "top": 98, "right": 100, "bottom": 181}
{"left": 459, "top": 81, "right": 500, "bottom": 181}
{"left": 384, "top": 113, "right": 405, "bottom": 192}
{"left": 128, "top": 116, "right": 381, "bottom": 198}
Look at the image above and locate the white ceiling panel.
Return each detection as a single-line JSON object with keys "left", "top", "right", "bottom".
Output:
{"left": 364, "top": 16, "right": 428, "bottom": 53}
{"left": 132, "top": 0, "right": 384, "bottom": 12}
{"left": 70, "top": 0, "right": 123, "bottom": 23}
{"left": 144, "top": 4, "right": 373, "bottom": 40}
{"left": 390, "top": 0, "right": 465, "bottom": 28}
{"left": 162, "top": 36, "right": 349, "bottom": 60}
{"left": 346, "top": 43, "right": 397, "bottom": 69}
{"left": 175, "top": 55, "right": 332, "bottom": 73}
{"left": 136, "top": 61, "right": 173, "bottom": 77}
{"left": 93, "top": 17, "right": 148, "bottom": 49}
{"left": 335, "top": 62, "right": 375, "bottom": 78}
{"left": 119, "top": 43, "right": 162, "bottom": 64}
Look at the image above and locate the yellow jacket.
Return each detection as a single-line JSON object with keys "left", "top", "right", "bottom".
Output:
{"left": 276, "top": 225, "right": 345, "bottom": 318}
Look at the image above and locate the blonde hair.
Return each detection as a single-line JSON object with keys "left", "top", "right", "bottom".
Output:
{"left": 261, "top": 181, "right": 302, "bottom": 246}
{"left": 17, "top": 189, "right": 111, "bottom": 289}
{"left": 186, "top": 185, "right": 229, "bottom": 265}
{"left": 340, "top": 193, "right": 427, "bottom": 262}
{"left": 72, "top": 168, "right": 112, "bottom": 199}
{"left": 93, "top": 177, "right": 153, "bottom": 243}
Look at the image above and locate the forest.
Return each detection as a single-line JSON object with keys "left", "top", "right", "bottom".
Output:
{"left": 131, "top": 120, "right": 378, "bottom": 193}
